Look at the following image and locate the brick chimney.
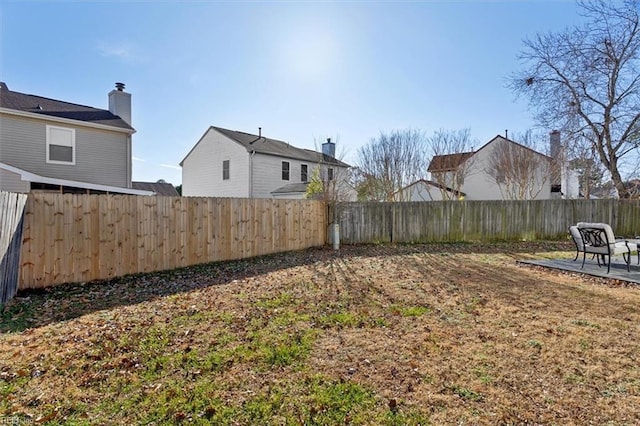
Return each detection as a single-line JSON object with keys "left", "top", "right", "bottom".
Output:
{"left": 108, "top": 82, "right": 132, "bottom": 125}
{"left": 322, "top": 137, "right": 335, "bottom": 158}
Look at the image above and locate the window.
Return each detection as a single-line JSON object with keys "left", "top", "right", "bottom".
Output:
{"left": 46, "top": 125, "right": 75, "bottom": 164}
{"left": 327, "top": 168, "right": 334, "bottom": 181}
{"left": 223, "top": 160, "right": 230, "bottom": 180}
{"left": 301, "top": 164, "right": 308, "bottom": 182}
{"left": 282, "top": 161, "right": 290, "bottom": 180}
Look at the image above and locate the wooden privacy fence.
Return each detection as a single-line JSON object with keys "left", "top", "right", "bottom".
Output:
{"left": 0, "top": 192, "right": 28, "bottom": 304}
{"left": 19, "top": 194, "right": 327, "bottom": 290}
{"left": 337, "top": 199, "right": 640, "bottom": 244}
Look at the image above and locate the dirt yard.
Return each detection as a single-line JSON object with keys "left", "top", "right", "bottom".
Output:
{"left": 1, "top": 242, "right": 639, "bottom": 425}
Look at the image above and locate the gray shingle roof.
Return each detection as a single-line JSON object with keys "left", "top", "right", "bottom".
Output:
{"left": 271, "top": 182, "right": 309, "bottom": 194}
{"left": 211, "top": 126, "right": 350, "bottom": 167}
{"left": 132, "top": 181, "right": 180, "bottom": 196}
{"left": 0, "top": 82, "right": 134, "bottom": 131}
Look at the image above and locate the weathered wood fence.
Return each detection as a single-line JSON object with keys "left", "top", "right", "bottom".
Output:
{"left": 0, "top": 192, "right": 28, "bottom": 304}
{"left": 19, "top": 193, "right": 326, "bottom": 290}
{"left": 337, "top": 199, "right": 640, "bottom": 244}
{"left": 12, "top": 194, "right": 640, "bottom": 292}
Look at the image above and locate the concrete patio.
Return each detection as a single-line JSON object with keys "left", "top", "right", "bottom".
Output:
{"left": 518, "top": 254, "right": 640, "bottom": 285}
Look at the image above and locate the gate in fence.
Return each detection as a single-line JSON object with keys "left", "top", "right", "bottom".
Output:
{"left": 0, "top": 192, "right": 28, "bottom": 305}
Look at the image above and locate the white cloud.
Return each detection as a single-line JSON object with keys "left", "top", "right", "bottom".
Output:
{"left": 132, "top": 156, "right": 146, "bottom": 162}
{"left": 97, "top": 42, "right": 136, "bottom": 61}
{"left": 160, "top": 164, "right": 182, "bottom": 170}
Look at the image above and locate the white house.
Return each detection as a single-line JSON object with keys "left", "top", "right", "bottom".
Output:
{"left": 427, "top": 135, "right": 553, "bottom": 200}
{"left": 0, "top": 82, "right": 151, "bottom": 195}
{"left": 396, "top": 179, "right": 464, "bottom": 201}
{"left": 180, "top": 126, "right": 352, "bottom": 199}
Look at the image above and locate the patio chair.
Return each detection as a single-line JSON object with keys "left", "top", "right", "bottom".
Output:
{"left": 569, "top": 226, "right": 584, "bottom": 261}
{"left": 577, "top": 223, "right": 637, "bottom": 273}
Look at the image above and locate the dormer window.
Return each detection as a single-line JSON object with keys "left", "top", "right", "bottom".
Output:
{"left": 46, "top": 125, "right": 75, "bottom": 165}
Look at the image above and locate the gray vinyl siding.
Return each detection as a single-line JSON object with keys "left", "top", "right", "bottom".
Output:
{"left": 181, "top": 129, "right": 250, "bottom": 197}
{"left": 251, "top": 154, "right": 313, "bottom": 198}
{"left": 251, "top": 154, "right": 350, "bottom": 199}
{"left": 0, "top": 168, "right": 29, "bottom": 192}
{"left": 0, "top": 114, "right": 129, "bottom": 188}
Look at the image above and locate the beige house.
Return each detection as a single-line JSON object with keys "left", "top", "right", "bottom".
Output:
{"left": 428, "top": 135, "right": 552, "bottom": 200}
{"left": 180, "top": 126, "right": 353, "bottom": 199}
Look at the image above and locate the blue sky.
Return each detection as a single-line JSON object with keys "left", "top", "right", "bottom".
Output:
{"left": 1, "top": 0, "right": 581, "bottom": 185}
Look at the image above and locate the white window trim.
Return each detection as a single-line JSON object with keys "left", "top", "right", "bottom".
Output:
{"left": 46, "top": 125, "right": 76, "bottom": 165}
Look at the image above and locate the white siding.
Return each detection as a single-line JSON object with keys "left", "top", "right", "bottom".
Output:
{"left": 0, "top": 114, "right": 130, "bottom": 188}
{"left": 399, "top": 182, "right": 447, "bottom": 201}
{"left": 461, "top": 139, "right": 551, "bottom": 200}
{"left": 182, "top": 128, "right": 250, "bottom": 197}
{"left": 0, "top": 168, "right": 29, "bottom": 192}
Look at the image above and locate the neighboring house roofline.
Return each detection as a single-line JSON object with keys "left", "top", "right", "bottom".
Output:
{"left": 271, "top": 182, "right": 309, "bottom": 194}
{"left": 132, "top": 180, "right": 180, "bottom": 196}
{"left": 0, "top": 107, "right": 135, "bottom": 135}
{"left": 179, "top": 126, "right": 215, "bottom": 166}
{"left": 179, "top": 126, "right": 350, "bottom": 167}
{"left": 427, "top": 134, "right": 552, "bottom": 173}
{"left": 476, "top": 135, "right": 553, "bottom": 161}
{"left": 0, "top": 162, "right": 153, "bottom": 195}
{"left": 0, "top": 82, "right": 134, "bottom": 131}
{"left": 399, "top": 179, "right": 466, "bottom": 197}
{"left": 251, "top": 149, "right": 350, "bottom": 166}
{"left": 427, "top": 151, "right": 474, "bottom": 173}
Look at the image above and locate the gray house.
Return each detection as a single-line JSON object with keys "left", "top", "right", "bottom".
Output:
{"left": 0, "top": 82, "right": 150, "bottom": 195}
{"left": 180, "top": 126, "right": 353, "bottom": 199}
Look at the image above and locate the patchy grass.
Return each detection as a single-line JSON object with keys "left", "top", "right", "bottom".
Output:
{"left": 2, "top": 241, "right": 640, "bottom": 424}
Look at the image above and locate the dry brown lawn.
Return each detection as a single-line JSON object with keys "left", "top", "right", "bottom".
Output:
{"left": 1, "top": 242, "right": 639, "bottom": 425}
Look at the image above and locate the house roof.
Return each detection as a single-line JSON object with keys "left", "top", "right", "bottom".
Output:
{"left": 402, "top": 179, "right": 465, "bottom": 197}
{"left": 427, "top": 152, "right": 475, "bottom": 173}
{"left": 271, "top": 182, "right": 309, "bottom": 194}
{"left": 132, "top": 180, "right": 180, "bottom": 196}
{"left": 180, "top": 126, "right": 350, "bottom": 167}
{"left": 0, "top": 82, "right": 134, "bottom": 131}
{"left": 427, "top": 135, "right": 552, "bottom": 172}
{"left": 0, "top": 162, "right": 153, "bottom": 195}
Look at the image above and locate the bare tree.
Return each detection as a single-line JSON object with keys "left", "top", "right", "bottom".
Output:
{"left": 305, "top": 136, "right": 353, "bottom": 204}
{"left": 355, "top": 129, "right": 428, "bottom": 201}
{"left": 486, "top": 131, "right": 552, "bottom": 200}
{"left": 427, "top": 128, "right": 478, "bottom": 200}
{"left": 563, "top": 132, "right": 606, "bottom": 198}
{"left": 510, "top": 0, "right": 640, "bottom": 198}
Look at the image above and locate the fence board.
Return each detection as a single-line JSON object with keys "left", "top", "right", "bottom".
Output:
{"left": 337, "top": 199, "right": 640, "bottom": 244}
{"left": 0, "top": 192, "right": 28, "bottom": 304}
{"left": 18, "top": 194, "right": 327, "bottom": 289}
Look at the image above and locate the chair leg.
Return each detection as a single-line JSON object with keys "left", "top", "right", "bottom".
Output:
{"left": 581, "top": 252, "right": 587, "bottom": 269}
{"left": 573, "top": 250, "right": 579, "bottom": 261}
